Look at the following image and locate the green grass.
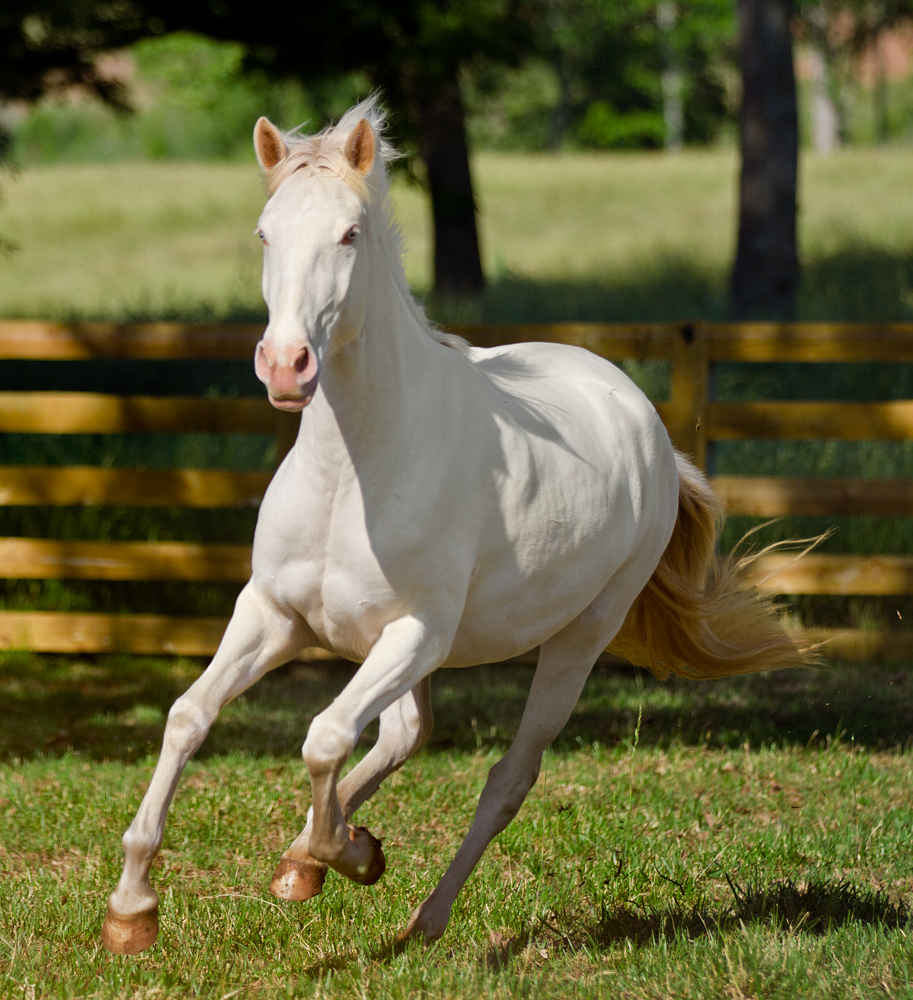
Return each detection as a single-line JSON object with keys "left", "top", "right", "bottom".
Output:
{"left": 2, "top": 653, "right": 913, "bottom": 997}
{"left": 2, "top": 148, "right": 913, "bottom": 322}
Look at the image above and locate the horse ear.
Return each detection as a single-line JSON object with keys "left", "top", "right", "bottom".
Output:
{"left": 254, "top": 117, "right": 288, "bottom": 171}
{"left": 344, "top": 118, "right": 375, "bottom": 175}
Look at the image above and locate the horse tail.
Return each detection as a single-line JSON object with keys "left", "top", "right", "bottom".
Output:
{"left": 607, "top": 452, "right": 820, "bottom": 680}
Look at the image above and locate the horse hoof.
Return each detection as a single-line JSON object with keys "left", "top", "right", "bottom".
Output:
{"left": 347, "top": 825, "right": 386, "bottom": 886}
{"left": 400, "top": 898, "right": 448, "bottom": 942}
{"left": 101, "top": 903, "right": 159, "bottom": 954}
{"left": 269, "top": 855, "right": 328, "bottom": 901}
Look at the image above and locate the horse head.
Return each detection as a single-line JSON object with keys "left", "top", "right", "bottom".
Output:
{"left": 252, "top": 111, "right": 379, "bottom": 411}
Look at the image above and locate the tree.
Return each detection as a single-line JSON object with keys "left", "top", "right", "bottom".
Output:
{"left": 2, "top": 0, "right": 539, "bottom": 298}
{"left": 528, "top": 0, "right": 734, "bottom": 151}
{"left": 795, "top": 0, "right": 913, "bottom": 146}
{"left": 0, "top": 0, "right": 146, "bottom": 111}
{"left": 0, "top": 1, "right": 153, "bottom": 253}
{"left": 730, "top": 0, "right": 800, "bottom": 319}
{"left": 362, "top": 0, "right": 534, "bottom": 297}
{"left": 128, "top": 0, "right": 535, "bottom": 298}
{"left": 793, "top": 0, "right": 853, "bottom": 150}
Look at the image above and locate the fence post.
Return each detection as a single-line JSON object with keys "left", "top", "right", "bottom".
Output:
{"left": 667, "top": 322, "right": 710, "bottom": 470}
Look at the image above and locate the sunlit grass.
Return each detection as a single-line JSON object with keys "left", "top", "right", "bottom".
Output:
{"left": 1, "top": 148, "right": 912, "bottom": 322}
{"left": 1, "top": 654, "right": 913, "bottom": 998}
{"left": 0, "top": 162, "right": 266, "bottom": 319}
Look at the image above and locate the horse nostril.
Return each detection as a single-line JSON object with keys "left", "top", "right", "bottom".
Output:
{"left": 254, "top": 342, "right": 275, "bottom": 385}
{"left": 294, "top": 349, "right": 310, "bottom": 375}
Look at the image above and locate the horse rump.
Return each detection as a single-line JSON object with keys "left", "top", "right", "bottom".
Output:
{"left": 608, "top": 452, "right": 821, "bottom": 680}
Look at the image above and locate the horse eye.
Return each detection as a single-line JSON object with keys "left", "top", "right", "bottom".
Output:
{"left": 342, "top": 226, "right": 359, "bottom": 246}
{"left": 256, "top": 229, "right": 267, "bottom": 243}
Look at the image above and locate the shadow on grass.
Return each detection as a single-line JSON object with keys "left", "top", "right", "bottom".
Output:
{"left": 583, "top": 876, "right": 912, "bottom": 948}
{"left": 45, "top": 244, "right": 907, "bottom": 327}
{"left": 485, "top": 879, "right": 910, "bottom": 965}
{"left": 422, "top": 246, "right": 913, "bottom": 326}
{"left": 291, "top": 876, "right": 912, "bottom": 982}
{"left": 2, "top": 652, "right": 913, "bottom": 762}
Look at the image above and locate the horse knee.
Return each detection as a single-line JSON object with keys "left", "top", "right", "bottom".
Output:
{"left": 164, "top": 695, "right": 212, "bottom": 757}
{"left": 303, "top": 713, "right": 355, "bottom": 776}
{"left": 122, "top": 824, "right": 157, "bottom": 863}
{"left": 488, "top": 754, "right": 540, "bottom": 793}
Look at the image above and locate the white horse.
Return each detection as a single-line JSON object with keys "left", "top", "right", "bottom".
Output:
{"left": 101, "top": 98, "right": 812, "bottom": 954}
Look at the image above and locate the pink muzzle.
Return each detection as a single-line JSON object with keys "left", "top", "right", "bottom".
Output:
{"left": 255, "top": 341, "right": 320, "bottom": 412}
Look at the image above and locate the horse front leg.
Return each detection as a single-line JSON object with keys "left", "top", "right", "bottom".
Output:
{"left": 298, "top": 616, "right": 446, "bottom": 887}
{"left": 270, "top": 675, "right": 433, "bottom": 901}
{"left": 101, "top": 583, "right": 306, "bottom": 954}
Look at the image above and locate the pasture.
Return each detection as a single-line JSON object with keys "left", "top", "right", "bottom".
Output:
{"left": 3, "top": 147, "right": 913, "bottom": 997}
{"left": 1, "top": 148, "right": 913, "bottom": 323}
{"left": 2, "top": 651, "right": 913, "bottom": 998}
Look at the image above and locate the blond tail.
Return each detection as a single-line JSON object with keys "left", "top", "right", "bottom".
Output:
{"left": 607, "top": 452, "right": 820, "bottom": 680}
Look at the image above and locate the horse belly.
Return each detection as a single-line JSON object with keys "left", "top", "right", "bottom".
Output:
{"left": 446, "top": 476, "right": 641, "bottom": 666}
{"left": 444, "top": 369, "right": 675, "bottom": 666}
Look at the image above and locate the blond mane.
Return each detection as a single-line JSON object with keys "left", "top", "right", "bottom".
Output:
{"left": 263, "top": 96, "right": 471, "bottom": 355}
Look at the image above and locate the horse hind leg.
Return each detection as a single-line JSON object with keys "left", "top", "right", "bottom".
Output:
{"left": 270, "top": 673, "right": 434, "bottom": 901}
{"left": 403, "top": 559, "right": 659, "bottom": 942}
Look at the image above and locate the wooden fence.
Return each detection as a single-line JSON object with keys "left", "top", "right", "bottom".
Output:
{"left": 1, "top": 319, "right": 912, "bottom": 661}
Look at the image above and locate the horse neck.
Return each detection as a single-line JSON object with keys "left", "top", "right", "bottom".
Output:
{"left": 295, "top": 217, "right": 441, "bottom": 471}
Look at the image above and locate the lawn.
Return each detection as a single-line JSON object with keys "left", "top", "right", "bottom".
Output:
{"left": 2, "top": 651, "right": 913, "bottom": 998}
{"left": 1, "top": 148, "right": 913, "bottom": 323}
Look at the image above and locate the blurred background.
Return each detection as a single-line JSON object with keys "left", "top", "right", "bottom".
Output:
{"left": 0, "top": 0, "right": 912, "bottom": 325}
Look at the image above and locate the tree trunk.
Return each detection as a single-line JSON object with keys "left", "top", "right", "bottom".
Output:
{"left": 658, "top": 1, "right": 684, "bottom": 152}
{"left": 730, "top": 0, "right": 799, "bottom": 320}
{"left": 548, "top": 53, "right": 573, "bottom": 150}
{"left": 807, "top": 46, "right": 839, "bottom": 154}
{"left": 874, "top": 31, "right": 890, "bottom": 145}
{"left": 411, "top": 71, "right": 485, "bottom": 298}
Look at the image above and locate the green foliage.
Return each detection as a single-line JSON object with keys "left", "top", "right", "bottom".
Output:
{"left": 11, "top": 33, "right": 367, "bottom": 164}
{"left": 577, "top": 101, "right": 665, "bottom": 147}
{"left": 464, "top": 60, "right": 562, "bottom": 150}
{"left": 0, "top": 0, "right": 146, "bottom": 108}
{"left": 797, "top": 73, "right": 913, "bottom": 147}
{"left": 464, "top": 0, "right": 736, "bottom": 151}
{"left": 8, "top": 3, "right": 739, "bottom": 161}
{"left": 793, "top": 0, "right": 913, "bottom": 149}
{"left": 127, "top": 32, "right": 276, "bottom": 160}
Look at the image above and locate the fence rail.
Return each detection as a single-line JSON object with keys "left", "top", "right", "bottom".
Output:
{"left": 1, "top": 319, "right": 911, "bottom": 661}
{"left": 0, "top": 467, "right": 270, "bottom": 508}
{"left": 0, "top": 392, "right": 280, "bottom": 435}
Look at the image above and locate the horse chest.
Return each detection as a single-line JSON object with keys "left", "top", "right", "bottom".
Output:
{"left": 252, "top": 476, "right": 421, "bottom": 658}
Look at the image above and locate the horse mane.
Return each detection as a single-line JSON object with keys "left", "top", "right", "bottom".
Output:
{"left": 264, "top": 95, "right": 471, "bottom": 356}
